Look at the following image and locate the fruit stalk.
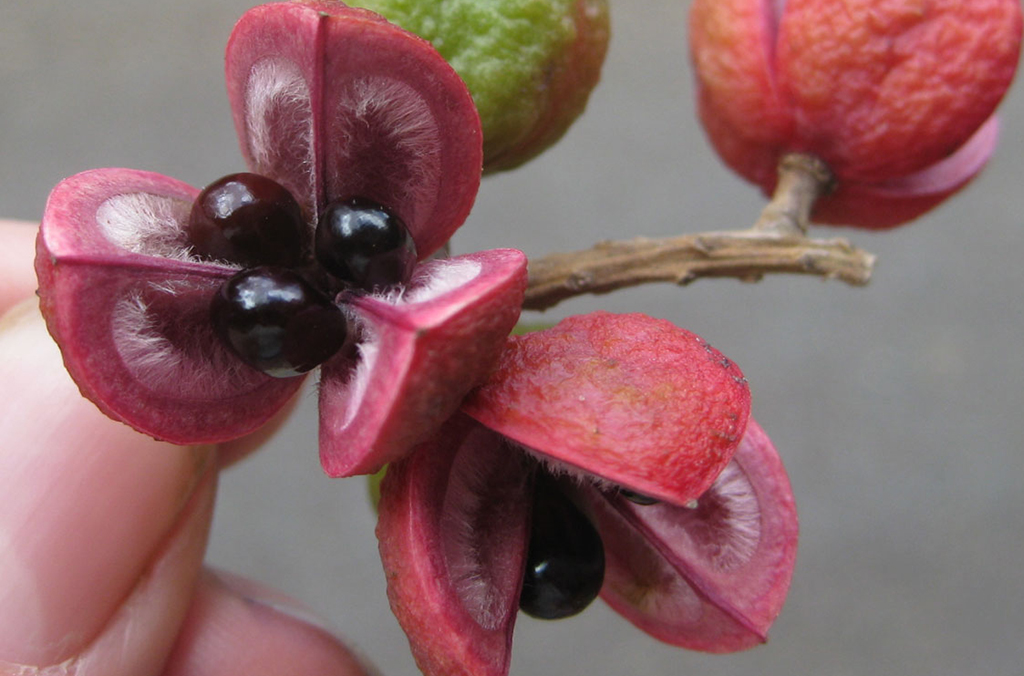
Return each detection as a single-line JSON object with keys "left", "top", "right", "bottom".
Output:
{"left": 523, "top": 155, "right": 872, "bottom": 311}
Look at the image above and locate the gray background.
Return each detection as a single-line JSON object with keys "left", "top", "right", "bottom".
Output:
{"left": 3, "top": 1, "right": 1023, "bottom": 674}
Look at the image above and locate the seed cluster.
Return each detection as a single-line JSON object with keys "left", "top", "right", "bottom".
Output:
{"left": 187, "top": 172, "right": 418, "bottom": 377}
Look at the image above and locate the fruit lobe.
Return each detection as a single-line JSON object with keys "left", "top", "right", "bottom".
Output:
{"left": 462, "top": 311, "right": 751, "bottom": 506}
{"left": 225, "top": 0, "right": 482, "bottom": 256}
{"left": 377, "top": 414, "right": 532, "bottom": 676}
{"left": 352, "top": 0, "right": 610, "bottom": 172}
{"left": 589, "top": 419, "right": 798, "bottom": 652}
{"left": 690, "top": 0, "right": 1023, "bottom": 228}
{"left": 318, "top": 248, "right": 528, "bottom": 477}
{"left": 35, "top": 168, "right": 302, "bottom": 443}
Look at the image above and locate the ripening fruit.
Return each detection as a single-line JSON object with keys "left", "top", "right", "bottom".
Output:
{"left": 690, "top": 0, "right": 1023, "bottom": 228}
{"left": 352, "top": 0, "right": 610, "bottom": 173}
{"left": 211, "top": 266, "right": 350, "bottom": 377}
{"left": 315, "top": 197, "right": 417, "bottom": 290}
{"left": 187, "top": 172, "right": 305, "bottom": 267}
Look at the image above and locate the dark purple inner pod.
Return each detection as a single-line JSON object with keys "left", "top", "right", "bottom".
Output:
{"left": 579, "top": 420, "right": 798, "bottom": 653}
{"left": 377, "top": 414, "right": 533, "bottom": 676}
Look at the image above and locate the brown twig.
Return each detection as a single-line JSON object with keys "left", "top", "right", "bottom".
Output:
{"left": 522, "top": 153, "right": 875, "bottom": 312}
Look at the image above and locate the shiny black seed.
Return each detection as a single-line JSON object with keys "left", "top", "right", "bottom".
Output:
{"left": 619, "top": 488, "right": 659, "bottom": 505}
{"left": 211, "top": 267, "right": 349, "bottom": 378}
{"left": 314, "top": 197, "right": 417, "bottom": 291}
{"left": 519, "top": 477, "right": 605, "bottom": 620}
{"left": 187, "top": 173, "right": 306, "bottom": 268}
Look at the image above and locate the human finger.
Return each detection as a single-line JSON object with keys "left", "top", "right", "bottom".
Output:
{"left": 0, "top": 299, "right": 217, "bottom": 674}
{"left": 162, "top": 569, "right": 377, "bottom": 676}
{"left": 0, "top": 219, "right": 39, "bottom": 315}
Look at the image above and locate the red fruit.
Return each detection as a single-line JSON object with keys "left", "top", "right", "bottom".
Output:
{"left": 462, "top": 311, "right": 751, "bottom": 505}
{"left": 690, "top": 0, "right": 1022, "bottom": 228}
{"left": 378, "top": 313, "right": 794, "bottom": 676}
{"left": 35, "top": 2, "right": 526, "bottom": 466}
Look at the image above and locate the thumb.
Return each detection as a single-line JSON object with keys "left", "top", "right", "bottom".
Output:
{"left": 0, "top": 219, "right": 40, "bottom": 316}
{"left": 0, "top": 299, "right": 216, "bottom": 674}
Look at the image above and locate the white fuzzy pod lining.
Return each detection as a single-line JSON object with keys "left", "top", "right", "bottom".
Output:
{"left": 392, "top": 258, "right": 482, "bottom": 306}
{"left": 337, "top": 312, "right": 379, "bottom": 429}
{"left": 334, "top": 76, "right": 441, "bottom": 223}
{"left": 694, "top": 461, "right": 762, "bottom": 572}
{"left": 112, "top": 287, "right": 257, "bottom": 398}
{"left": 96, "top": 193, "right": 196, "bottom": 261}
{"left": 246, "top": 58, "right": 315, "bottom": 201}
{"left": 440, "top": 436, "right": 526, "bottom": 631}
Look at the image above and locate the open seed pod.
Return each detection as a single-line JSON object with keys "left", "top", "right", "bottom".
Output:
{"left": 35, "top": 169, "right": 300, "bottom": 443}
{"left": 377, "top": 414, "right": 533, "bottom": 676}
{"left": 377, "top": 313, "right": 797, "bottom": 675}
{"left": 36, "top": 1, "right": 526, "bottom": 467}
{"left": 225, "top": 0, "right": 482, "bottom": 255}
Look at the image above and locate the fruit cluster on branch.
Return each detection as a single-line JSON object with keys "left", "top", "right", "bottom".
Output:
{"left": 30, "top": 1, "right": 1022, "bottom": 675}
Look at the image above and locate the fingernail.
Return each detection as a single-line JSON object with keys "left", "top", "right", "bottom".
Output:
{"left": 0, "top": 303, "right": 215, "bottom": 665}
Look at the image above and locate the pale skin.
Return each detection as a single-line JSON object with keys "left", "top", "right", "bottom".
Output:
{"left": 0, "top": 219, "right": 374, "bottom": 675}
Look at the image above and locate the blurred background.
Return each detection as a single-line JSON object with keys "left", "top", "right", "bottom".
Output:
{"left": 2, "top": 1, "right": 1022, "bottom": 674}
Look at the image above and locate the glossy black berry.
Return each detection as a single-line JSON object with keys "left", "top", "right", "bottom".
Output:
{"left": 619, "top": 488, "right": 659, "bottom": 505}
{"left": 211, "top": 267, "right": 349, "bottom": 378}
{"left": 519, "top": 477, "right": 605, "bottom": 620}
{"left": 314, "top": 197, "right": 417, "bottom": 291}
{"left": 187, "top": 173, "right": 306, "bottom": 268}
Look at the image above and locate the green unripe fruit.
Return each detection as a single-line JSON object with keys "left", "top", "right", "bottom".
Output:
{"left": 355, "top": 0, "right": 610, "bottom": 173}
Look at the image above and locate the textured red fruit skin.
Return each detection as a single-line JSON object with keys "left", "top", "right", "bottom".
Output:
{"left": 590, "top": 419, "right": 798, "bottom": 652}
{"left": 377, "top": 414, "right": 532, "bottom": 676}
{"left": 225, "top": 0, "right": 482, "bottom": 257}
{"left": 35, "top": 169, "right": 301, "bottom": 444}
{"left": 319, "top": 249, "right": 528, "bottom": 476}
{"left": 462, "top": 311, "right": 751, "bottom": 506}
{"left": 690, "top": 0, "right": 1022, "bottom": 228}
